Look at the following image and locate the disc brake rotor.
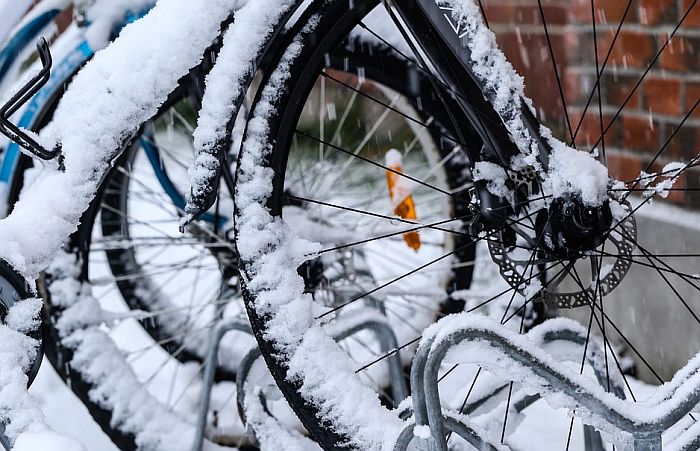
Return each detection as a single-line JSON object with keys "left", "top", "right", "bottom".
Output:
{"left": 487, "top": 200, "right": 637, "bottom": 309}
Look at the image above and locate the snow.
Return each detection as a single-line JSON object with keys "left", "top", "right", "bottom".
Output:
{"left": 234, "top": 15, "right": 406, "bottom": 450}
{"left": 0, "top": 0, "right": 237, "bottom": 279}
{"left": 0, "top": 0, "right": 697, "bottom": 449}
{"left": 412, "top": 424, "right": 431, "bottom": 439}
{"left": 640, "top": 161, "right": 686, "bottom": 199}
{"left": 418, "top": 312, "right": 700, "bottom": 448}
{"left": 187, "top": 0, "right": 299, "bottom": 224}
{"left": 243, "top": 378, "right": 322, "bottom": 450}
{"left": 474, "top": 161, "right": 510, "bottom": 198}
{"left": 0, "top": 300, "right": 84, "bottom": 450}
{"left": 12, "top": 431, "right": 84, "bottom": 451}
{"left": 442, "top": 1, "right": 610, "bottom": 207}
{"left": 541, "top": 134, "right": 609, "bottom": 206}
{"left": 5, "top": 298, "right": 42, "bottom": 334}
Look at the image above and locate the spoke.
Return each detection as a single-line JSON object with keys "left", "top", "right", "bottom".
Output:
{"left": 537, "top": 0, "right": 574, "bottom": 143}
{"left": 610, "top": 188, "right": 700, "bottom": 192}
{"left": 499, "top": 262, "right": 573, "bottom": 324}
{"left": 622, "top": 157, "right": 700, "bottom": 185}
{"left": 565, "top": 418, "right": 575, "bottom": 451}
{"left": 287, "top": 194, "right": 471, "bottom": 238}
{"left": 473, "top": 260, "right": 566, "bottom": 319}
{"left": 567, "top": 266, "right": 639, "bottom": 402}
{"left": 295, "top": 130, "right": 469, "bottom": 205}
{"left": 571, "top": 0, "right": 633, "bottom": 143}
{"left": 317, "top": 215, "right": 471, "bottom": 254}
{"left": 593, "top": 252, "right": 611, "bottom": 392}
{"left": 330, "top": 78, "right": 360, "bottom": 146}
{"left": 355, "top": 21, "right": 510, "bottom": 136}
{"left": 317, "top": 212, "right": 544, "bottom": 318}
{"left": 566, "top": 265, "right": 661, "bottom": 389}
{"left": 590, "top": 0, "right": 606, "bottom": 161}
{"left": 589, "top": 0, "right": 698, "bottom": 151}
{"left": 317, "top": 241, "right": 471, "bottom": 318}
{"left": 499, "top": 211, "right": 552, "bottom": 325}
{"left": 321, "top": 70, "right": 462, "bottom": 146}
{"left": 594, "top": 249, "right": 700, "bottom": 280}
{"left": 354, "top": 335, "right": 421, "bottom": 374}
{"left": 501, "top": 382, "right": 514, "bottom": 443}
{"left": 630, "top": 101, "right": 700, "bottom": 200}
{"left": 565, "top": 306, "right": 596, "bottom": 449}
{"left": 477, "top": 0, "right": 489, "bottom": 28}
{"left": 358, "top": 261, "right": 564, "bottom": 374}
{"left": 617, "top": 227, "right": 700, "bottom": 326}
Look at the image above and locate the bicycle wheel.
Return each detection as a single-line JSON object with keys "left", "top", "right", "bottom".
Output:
{"left": 38, "top": 30, "right": 471, "bottom": 448}
{"left": 234, "top": 3, "right": 490, "bottom": 449}
{"left": 234, "top": 1, "right": 700, "bottom": 450}
{"left": 0, "top": 258, "right": 44, "bottom": 450}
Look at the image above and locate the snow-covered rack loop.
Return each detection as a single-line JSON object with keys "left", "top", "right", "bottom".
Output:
{"left": 403, "top": 313, "right": 700, "bottom": 451}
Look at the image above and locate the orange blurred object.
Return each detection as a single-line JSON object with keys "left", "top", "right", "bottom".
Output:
{"left": 385, "top": 149, "right": 421, "bottom": 251}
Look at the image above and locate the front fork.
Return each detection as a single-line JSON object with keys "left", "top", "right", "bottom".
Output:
{"left": 384, "top": 0, "right": 551, "bottom": 230}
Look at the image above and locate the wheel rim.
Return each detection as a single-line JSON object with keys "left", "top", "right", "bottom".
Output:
{"left": 235, "top": 1, "right": 700, "bottom": 449}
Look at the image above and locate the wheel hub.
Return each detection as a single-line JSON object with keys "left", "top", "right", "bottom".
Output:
{"left": 536, "top": 197, "right": 613, "bottom": 261}
{"left": 487, "top": 197, "right": 637, "bottom": 309}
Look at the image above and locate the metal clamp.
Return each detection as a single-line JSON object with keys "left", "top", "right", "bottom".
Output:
{"left": 0, "top": 38, "right": 61, "bottom": 160}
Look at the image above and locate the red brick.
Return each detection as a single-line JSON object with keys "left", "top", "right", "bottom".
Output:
{"left": 485, "top": 3, "right": 568, "bottom": 26}
{"left": 622, "top": 115, "right": 660, "bottom": 152}
{"left": 663, "top": 123, "right": 700, "bottom": 161}
{"left": 570, "top": 0, "right": 637, "bottom": 24}
{"left": 564, "top": 70, "right": 584, "bottom": 105}
{"left": 603, "top": 74, "right": 642, "bottom": 110}
{"left": 684, "top": 82, "right": 700, "bottom": 118}
{"left": 483, "top": 3, "right": 518, "bottom": 24}
{"left": 495, "top": 29, "right": 568, "bottom": 121}
{"left": 637, "top": 0, "right": 676, "bottom": 25}
{"left": 643, "top": 78, "right": 681, "bottom": 116}
{"left": 660, "top": 36, "right": 692, "bottom": 72}
{"left": 56, "top": 6, "right": 73, "bottom": 33}
{"left": 606, "top": 152, "right": 643, "bottom": 182}
{"left": 569, "top": 110, "right": 618, "bottom": 149}
{"left": 597, "top": 31, "right": 654, "bottom": 69}
{"left": 681, "top": 0, "right": 700, "bottom": 28}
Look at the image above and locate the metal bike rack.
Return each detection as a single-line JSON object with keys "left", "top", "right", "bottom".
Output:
{"left": 0, "top": 38, "right": 61, "bottom": 160}
{"left": 0, "top": 423, "right": 9, "bottom": 451}
{"left": 327, "top": 308, "right": 409, "bottom": 404}
{"left": 237, "top": 307, "right": 409, "bottom": 420}
{"left": 396, "top": 315, "right": 700, "bottom": 451}
{"left": 231, "top": 308, "right": 409, "bottom": 450}
{"left": 191, "top": 316, "right": 252, "bottom": 451}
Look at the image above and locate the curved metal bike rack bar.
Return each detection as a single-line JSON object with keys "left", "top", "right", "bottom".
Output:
{"left": 191, "top": 317, "right": 252, "bottom": 451}
{"left": 401, "top": 314, "right": 700, "bottom": 451}
{"left": 329, "top": 308, "right": 409, "bottom": 404}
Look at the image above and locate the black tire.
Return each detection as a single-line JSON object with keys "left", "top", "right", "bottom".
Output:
{"left": 234, "top": 1, "right": 480, "bottom": 448}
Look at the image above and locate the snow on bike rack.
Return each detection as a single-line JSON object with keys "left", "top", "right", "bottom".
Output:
{"left": 398, "top": 313, "right": 700, "bottom": 451}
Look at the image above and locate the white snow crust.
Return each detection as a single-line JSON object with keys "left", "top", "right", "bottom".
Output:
{"left": 0, "top": 0, "right": 236, "bottom": 278}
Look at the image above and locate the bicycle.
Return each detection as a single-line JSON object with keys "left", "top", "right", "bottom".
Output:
{"left": 0, "top": 0, "right": 699, "bottom": 450}
{"left": 1, "top": 1, "right": 478, "bottom": 449}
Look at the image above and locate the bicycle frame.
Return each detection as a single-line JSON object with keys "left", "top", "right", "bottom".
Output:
{"left": 0, "top": 0, "right": 221, "bottom": 226}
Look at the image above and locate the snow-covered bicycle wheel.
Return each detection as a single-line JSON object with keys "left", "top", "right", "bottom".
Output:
{"left": 35, "top": 30, "right": 473, "bottom": 448}
{"left": 233, "top": 3, "right": 484, "bottom": 448}
{"left": 233, "top": 0, "right": 700, "bottom": 449}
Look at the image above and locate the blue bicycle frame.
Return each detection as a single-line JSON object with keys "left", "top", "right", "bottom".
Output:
{"left": 0, "top": 2, "right": 224, "bottom": 226}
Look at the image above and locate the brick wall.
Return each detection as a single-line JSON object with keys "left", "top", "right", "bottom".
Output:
{"left": 483, "top": 0, "right": 700, "bottom": 208}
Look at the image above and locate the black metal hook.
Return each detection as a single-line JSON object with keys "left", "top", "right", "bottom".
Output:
{"left": 0, "top": 38, "right": 61, "bottom": 160}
